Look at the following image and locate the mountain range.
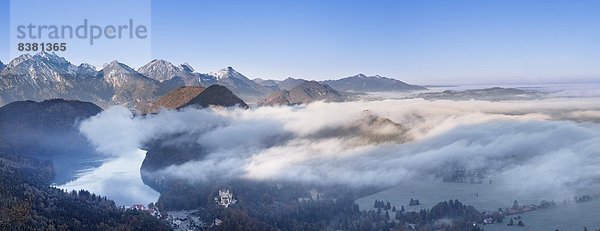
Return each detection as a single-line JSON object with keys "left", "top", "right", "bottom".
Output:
{"left": 321, "top": 74, "right": 427, "bottom": 92}
{"left": 252, "top": 78, "right": 280, "bottom": 90}
{"left": 138, "top": 59, "right": 212, "bottom": 87}
{"left": 259, "top": 81, "right": 345, "bottom": 106}
{"left": 0, "top": 53, "right": 106, "bottom": 106}
{"left": 0, "top": 52, "right": 426, "bottom": 109}
{"left": 0, "top": 53, "right": 160, "bottom": 109}
{"left": 209, "top": 67, "right": 273, "bottom": 101}
{"left": 273, "top": 77, "right": 308, "bottom": 90}
{"left": 254, "top": 75, "right": 426, "bottom": 93}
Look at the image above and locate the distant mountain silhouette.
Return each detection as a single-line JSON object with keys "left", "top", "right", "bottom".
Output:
{"left": 259, "top": 81, "right": 344, "bottom": 106}
{"left": 322, "top": 74, "right": 426, "bottom": 92}
{"left": 182, "top": 85, "right": 249, "bottom": 109}
{"left": 417, "top": 87, "right": 544, "bottom": 101}
{"left": 143, "top": 86, "right": 205, "bottom": 113}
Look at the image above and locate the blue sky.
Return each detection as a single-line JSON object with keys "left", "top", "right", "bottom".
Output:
{"left": 6, "top": 0, "right": 151, "bottom": 69}
{"left": 2, "top": 0, "right": 600, "bottom": 84}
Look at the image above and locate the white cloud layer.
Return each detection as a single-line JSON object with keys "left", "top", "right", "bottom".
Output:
{"left": 77, "top": 98, "right": 600, "bottom": 201}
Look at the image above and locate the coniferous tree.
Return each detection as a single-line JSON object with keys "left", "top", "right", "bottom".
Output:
{"left": 384, "top": 201, "right": 391, "bottom": 210}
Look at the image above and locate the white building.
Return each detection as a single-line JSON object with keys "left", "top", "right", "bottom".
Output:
{"left": 215, "top": 189, "right": 236, "bottom": 208}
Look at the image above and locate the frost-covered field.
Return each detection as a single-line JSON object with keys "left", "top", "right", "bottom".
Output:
{"left": 356, "top": 181, "right": 600, "bottom": 230}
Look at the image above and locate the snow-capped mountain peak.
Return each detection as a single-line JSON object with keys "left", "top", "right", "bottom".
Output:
{"left": 206, "top": 66, "right": 276, "bottom": 100}
{"left": 140, "top": 59, "right": 179, "bottom": 71}
{"left": 6, "top": 54, "right": 33, "bottom": 69}
{"left": 0, "top": 53, "right": 162, "bottom": 108}
{"left": 104, "top": 60, "right": 137, "bottom": 73}
{"left": 179, "top": 63, "right": 195, "bottom": 73}
{"left": 101, "top": 61, "right": 145, "bottom": 85}
{"left": 3, "top": 52, "right": 78, "bottom": 79}
{"left": 37, "top": 51, "right": 63, "bottom": 61}
{"left": 100, "top": 60, "right": 159, "bottom": 96}
{"left": 79, "top": 63, "right": 96, "bottom": 70}
{"left": 210, "top": 66, "right": 247, "bottom": 80}
{"left": 137, "top": 59, "right": 188, "bottom": 82}
{"left": 76, "top": 63, "right": 98, "bottom": 77}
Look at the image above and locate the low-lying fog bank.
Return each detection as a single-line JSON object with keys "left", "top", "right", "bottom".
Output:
{"left": 64, "top": 95, "right": 600, "bottom": 206}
